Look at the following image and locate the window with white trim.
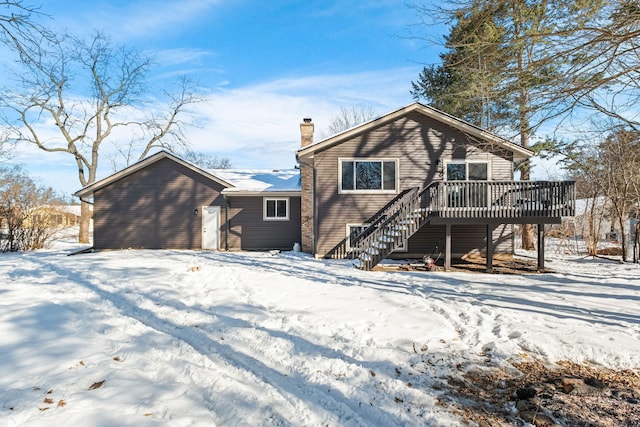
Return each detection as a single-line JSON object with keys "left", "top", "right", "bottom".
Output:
{"left": 339, "top": 159, "right": 398, "bottom": 193}
{"left": 346, "top": 223, "right": 370, "bottom": 252}
{"left": 445, "top": 161, "right": 489, "bottom": 181}
{"left": 263, "top": 197, "right": 289, "bottom": 221}
{"left": 444, "top": 161, "right": 490, "bottom": 208}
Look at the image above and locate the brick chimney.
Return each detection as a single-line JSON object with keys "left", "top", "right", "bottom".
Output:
{"left": 300, "top": 118, "right": 314, "bottom": 147}
{"left": 299, "top": 118, "right": 315, "bottom": 254}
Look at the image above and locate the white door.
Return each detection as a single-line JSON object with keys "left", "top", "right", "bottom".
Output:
{"left": 202, "top": 206, "right": 220, "bottom": 250}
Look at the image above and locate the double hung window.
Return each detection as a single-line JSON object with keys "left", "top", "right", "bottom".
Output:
{"left": 263, "top": 197, "right": 289, "bottom": 220}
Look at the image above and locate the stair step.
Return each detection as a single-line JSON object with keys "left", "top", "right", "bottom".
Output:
{"left": 359, "top": 253, "right": 373, "bottom": 261}
{"left": 349, "top": 187, "right": 433, "bottom": 270}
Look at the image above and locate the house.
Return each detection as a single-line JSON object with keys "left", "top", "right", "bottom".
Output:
{"left": 74, "top": 102, "right": 575, "bottom": 271}
{"left": 296, "top": 102, "right": 574, "bottom": 270}
{"left": 73, "top": 153, "right": 301, "bottom": 251}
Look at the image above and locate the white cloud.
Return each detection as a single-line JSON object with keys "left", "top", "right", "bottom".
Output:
{"left": 42, "top": 0, "right": 222, "bottom": 42}
{"left": 7, "top": 67, "right": 418, "bottom": 197}
{"left": 183, "top": 67, "right": 418, "bottom": 169}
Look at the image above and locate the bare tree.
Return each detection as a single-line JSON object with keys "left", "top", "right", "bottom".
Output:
{"left": 0, "top": 32, "right": 202, "bottom": 243}
{"left": 557, "top": 1, "right": 640, "bottom": 131}
{"left": 318, "top": 105, "right": 378, "bottom": 139}
{"left": 182, "top": 150, "right": 231, "bottom": 169}
{"left": 563, "top": 125, "right": 640, "bottom": 261}
{"left": 0, "top": 165, "right": 63, "bottom": 252}
{"left": 411, "top": 0, "right": 608, "bottom": 250}
{"left": 0, "top": 1, "right": 51, "bottom": 159}
{"left": 0, "top": 1, "right": 49, "bottom": 58}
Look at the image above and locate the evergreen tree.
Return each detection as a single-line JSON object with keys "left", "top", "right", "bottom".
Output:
{"left": 413, "top": 0, "right": 605, "bottom": 249}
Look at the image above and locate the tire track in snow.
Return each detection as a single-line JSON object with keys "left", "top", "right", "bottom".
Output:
{"left": 40, "top": 258, "right": 409, "bottom": 426}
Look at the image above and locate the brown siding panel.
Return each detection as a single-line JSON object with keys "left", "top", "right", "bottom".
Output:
{"left": 313, "top": 111, "right": 516, "bottom": 257}
{"left": 227, "top": 196, "right": 301, "bottom": 251}
{"left": 93, "top": 158, "right": 226, "bottom": 249}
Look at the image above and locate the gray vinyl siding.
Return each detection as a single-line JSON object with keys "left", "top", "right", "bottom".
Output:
{"left": 93, "top": 157, "right": 226, "bottom": 249}
{"left": 226, "top": 196, "right": 301, "bottom": 251}
{"left": 313, "top": 111, "right": 514, "bottom": 257}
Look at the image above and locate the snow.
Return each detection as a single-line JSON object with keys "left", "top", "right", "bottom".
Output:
{"left": 208, "top": 169, "right": 300, "bottom": 193}
{"left": 1, "top": 237, "right": 639, "bottom": 426}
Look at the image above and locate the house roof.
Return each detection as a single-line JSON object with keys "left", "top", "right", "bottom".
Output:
{"left": 74, "top": 151, "right": 235, "bottom": 198}
{"left": 212, "top": 169, "right": 301, "bottom": 194}
{"left": 73, "top": 150, "right": 300, "bottom": 199}
{"left": 296, "top": 102, "right": 535, "bottom": 162}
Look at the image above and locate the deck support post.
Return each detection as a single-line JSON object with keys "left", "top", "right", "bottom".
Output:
{"left": 486, "top": 224, "right": 494, "bottom": 273}
{"left": 537, "top": 223, "right": 545, "bottom": 271}
{"left": 445, "top": 224, "right": 452, "bottom": 271}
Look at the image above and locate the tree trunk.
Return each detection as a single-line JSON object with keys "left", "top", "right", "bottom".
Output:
{"left": 79, "top": 200, "right": 91, "bottom": 244}
{"left": 521, "top": 223, "right": 536, "bottom": 251}
{"left": 617, "top": 214, "right": 627, "bottom": 262}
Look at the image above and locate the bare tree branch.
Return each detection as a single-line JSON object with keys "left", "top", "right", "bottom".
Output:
{"left": 0, "top": 31, "right": 204, "bottom": 243}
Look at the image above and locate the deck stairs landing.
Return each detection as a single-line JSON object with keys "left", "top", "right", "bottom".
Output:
{"left": 352, "top": 186, "right": 433, "bottom": 270}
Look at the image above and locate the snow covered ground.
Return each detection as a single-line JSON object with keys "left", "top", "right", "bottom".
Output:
{"left": 1, "top": 237, "right": 638, "bottom": 426}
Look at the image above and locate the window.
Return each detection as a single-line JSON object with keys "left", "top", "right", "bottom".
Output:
{"left": 263, "top": 197, "right": 289, "bottom": 221}
{"left": 446, "top": 161, "right": 489, "bottom": 181}
{"left": 444, "top": 161, "right": 490, "bottom": 208}
{"left": 346, "top": 223, "right": 370, "bottom": 252}
{"left": 340, "top": 159, "right": 398, "bottom": 193}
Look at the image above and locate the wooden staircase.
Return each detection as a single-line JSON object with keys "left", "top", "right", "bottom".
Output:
{"left": 345, "top": 180, "right": 575, "bottom": 271}
{"left": 352, "top": 185, "right": 435, "bottom": 270}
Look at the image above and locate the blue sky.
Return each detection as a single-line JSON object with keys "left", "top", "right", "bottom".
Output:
{"left": 6, "top": 0, "right": 448, "bottom": 197}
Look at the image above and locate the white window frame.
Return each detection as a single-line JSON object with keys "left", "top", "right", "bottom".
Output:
{"left": 443, "top": 160, "right": 491, "bottom": 181}
{"left": 443, "top": 161, "right": 491, "bottom": 208}
{"left": 345, "top": 223, "right": 407, "bottom": 252}
{"left": 263, "top": 197, "right": 289, "bottom": 221}
{"left": 338, "top": 158, "right": 399, "bottom": 194}
{"left": 346, "top": 223, "right": 371, "bottom": 252}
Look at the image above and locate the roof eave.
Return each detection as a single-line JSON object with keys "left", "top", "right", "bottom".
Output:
{"left": 296, "top": 102, "right": 535, "bottom": 160}
{"left": 73, "top": 151, "right": 235, "bottom": 198}
{"left": 222, "top": 190, "right": 301, "bottom": 197}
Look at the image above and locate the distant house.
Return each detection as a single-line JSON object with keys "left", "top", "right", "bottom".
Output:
{"left": 75, "top": 102, "right": 575, "bottom": 270}
{"left": 571, "top": 196, "right": 638, "bottom": 244}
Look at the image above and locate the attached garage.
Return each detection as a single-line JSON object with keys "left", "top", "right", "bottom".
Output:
{"left": 74, "top": 151, "right": 301, "bottom": 251}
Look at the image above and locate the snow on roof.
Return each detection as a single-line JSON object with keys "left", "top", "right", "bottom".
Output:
{"left": 208, "top": 168, "right": 301, "bottom": 193}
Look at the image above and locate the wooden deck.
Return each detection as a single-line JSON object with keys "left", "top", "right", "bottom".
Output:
{"left": 327, "top": 180, "right": 575, "bottom": 267}
{"left": 425, "top": 180, "right": 575, "bottom": 222}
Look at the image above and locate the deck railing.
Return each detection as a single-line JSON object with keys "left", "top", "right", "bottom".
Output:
{"left": 324, "top": 180, "right": 575, "bottom": 260}
{"left": 431, "top": 180, "right": 575, "bottom": 219}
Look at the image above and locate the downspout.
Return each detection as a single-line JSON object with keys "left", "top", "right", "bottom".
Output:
{"left": 223, "top": 194, "right": 229, "bottom": 251}
{"left": 313, "top": 162, "right": 318, "bottom": 257}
